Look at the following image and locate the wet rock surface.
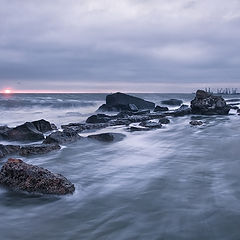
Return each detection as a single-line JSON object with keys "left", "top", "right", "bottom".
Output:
{"left": 139, "top": 121, "right": 162, "bottom": 129}
{"left": 154, "top": 106, "right": 169, "bottom": 112}
{"left": 32, "top": 119, "right": 56, "bottom": 133}
{"left": 97, "top": 92, "right": 155, "bottom": 112}
{"left": 19, "top": 144, "right": 61, "bottom": 156}
{"left": 43, "top": 130, "right": 81, "bottom": 144}
{"left": 171, "top": 105, "right": 192, "bottom": 117}
{"left": 0, "top": 158, "right": 75, "bottom": 195}
{"left": 159, "top": 117, "right": 170, "bottom": 124}
{"left": 0, "top": 144, "right": 20, "bottom": 158}
{"left": 190, "top": 120, "right": 203, "bottom": 126}
{"left": 1, "top": 122, "right": 44, "bottom": 141}
{"left": 191, "top": 90, "right": 230, "bottom": 115}
{"left": 88, "top": 133, "right": 126, "bottom": 142}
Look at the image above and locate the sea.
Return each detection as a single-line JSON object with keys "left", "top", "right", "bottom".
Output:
{"left": 0, "top": 93, "right": 240, "bottom": 240}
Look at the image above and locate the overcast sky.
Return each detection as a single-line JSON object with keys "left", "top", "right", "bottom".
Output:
{"left": 1, "top": 0, "right": 240, "bottom": 92}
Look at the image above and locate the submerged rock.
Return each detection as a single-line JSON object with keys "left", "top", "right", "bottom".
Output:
{"left": 19, "top": 144, "right": 61, "bottom": 156}
{"left": 43, "top": 130, "right": 81, "bottom": 144}
{"left": 97, "top": 92, "right": 155, "bottom": 112}
{"left": 0, "top": 158, "right": 75, "bottom": 195}
{"left": 190, "top": 120, "right": 203, "bottom": 126}
{"left": 154, "top": 106, "right": 169, "bottom": 112}
{"left": 88, "top": 133, "right": 126, "bottom": 142}
{"left": 139, "top": 121, "right": 162, "bottom": 129}
{"left": 161, "top": 99, "right": 183, "bottom": 106}
{"left": 0, "top": 144, "right": 20, "bottom": 158}
{"left": 159, "top": 117, "right": 170, "bottom": 124}
{"left": 172, "top": 105, "right": 192, "bottom": 117}
{"left": 191, "top": 90, "right": 230, "bottom": 115}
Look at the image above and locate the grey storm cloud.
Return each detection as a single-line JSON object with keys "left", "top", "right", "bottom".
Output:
{"left": 0, "top": 0, "right": 240, "bottom": 92}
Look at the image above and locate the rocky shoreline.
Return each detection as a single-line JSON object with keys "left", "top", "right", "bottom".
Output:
{"left": 0, "top": 90, "right": 238, "bottom": 195}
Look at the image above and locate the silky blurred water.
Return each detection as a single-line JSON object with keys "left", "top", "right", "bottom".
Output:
{"left": 0, "top": 93, "right": 240, "bottom": 240}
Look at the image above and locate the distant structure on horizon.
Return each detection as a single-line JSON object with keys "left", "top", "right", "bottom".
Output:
{"left": 204, "top": 88, "right": 239, "bottom": 95}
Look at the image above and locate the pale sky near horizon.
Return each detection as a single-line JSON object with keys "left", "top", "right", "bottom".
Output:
{"left": 0, "top": 0, "right": 240, "bottom": 93}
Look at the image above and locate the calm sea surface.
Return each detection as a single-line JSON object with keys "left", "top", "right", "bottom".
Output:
{"left": 0, "top": 93, "right": 240, "bottom": 240}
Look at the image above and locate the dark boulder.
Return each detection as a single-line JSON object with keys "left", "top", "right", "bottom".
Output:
{"left": 98, "top": 92, "right": 155, "bottom": 112}
{"left": 2, "top": 122, "right": 44, "bottom": 141}
{"left": 190, "top": 120, "right": 203, "bottom": 126}
{"left": 43, "top": 130, "right": 81, "bottom": 145}
{"left": 86, "top": 114, "right": 113, "bottom": 124}
{"left": 88, "top": 132, "right": 126, "bottom": 142}
{"left": 159, "top": 117, "right": 170, "bottom": 124}
{"left": 31, "top": 119, "right": 56, "bottom": 133}
{"left": 0, "top": 158, "right": 75, "bottom": 195}
{"left": 154, "top": 106, "right": 169, "bottom": 112}
{"left": 191, "top": 90, "right": 230, "bottom": 115}
{"left": 161, "top": 99, "right": 183, "bottom": 106}
{"left": 0, "top": 144, "right": 20, "bottom": 158}
{"left": 19, "top": 144, "right": 60, "bottom": 156}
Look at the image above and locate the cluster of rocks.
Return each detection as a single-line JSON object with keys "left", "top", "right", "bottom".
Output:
{"left": 0, "top": 90, "right": 236, "bottom": 196}
{"left": 0, "top": 119, "right": 56, "bottom": 142}
{"left": 191, "top": 90, "right": 230, "bottom": 115}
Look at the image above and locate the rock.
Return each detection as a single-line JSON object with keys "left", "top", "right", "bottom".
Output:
{"left": 0, "top": 158, "right": 75, "bottom": 195}
{"left": 161, "top": 99, "right": 183, "bottom": 106}
{"left": 88, "top": 133, "right": 126, "bottom": 142}
{"left": 237, "top": 109, "right": 240, "bottom": 114}
{"left": 154, "top": 106, "right": 169, "bottom": 112}
{"left": 1, "top": 122, "right": 44, "bottom": 141}
{"left": 0, "top": 126, "right": 11, "bottom": 140}
{"left": 86, "top": 114, "right": 113, "bottom": 124}
{"left": 139, "top": 121, "right": 162, "bottom": 129}
{"left": 31, "top": 119, "right": 56, "bottom": 133}
{"left": 191, "top": 90, "right": 230, "bottom": 115}
{"left": 19, "top": 144, "right": 61, "bottom": 156}
{"left": 0, "top": 144, "right": 20, "bottom": 158}
{"left": 61, "top": 122, "right": 111, "bottom": 133}
{"left": 159, "top": 117, "right": 170, "bottom": 124}
{"left": 98, "top": 92, "right": 155, "bottom": 112}
{"left": 43, "top": 130, "right": 81, "bottom": 144}
{"left": 190, "top": 120, "right": 203, "bottom": 126}
{"left": 172, "top": 104, "right": 192, "bottom": 117}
